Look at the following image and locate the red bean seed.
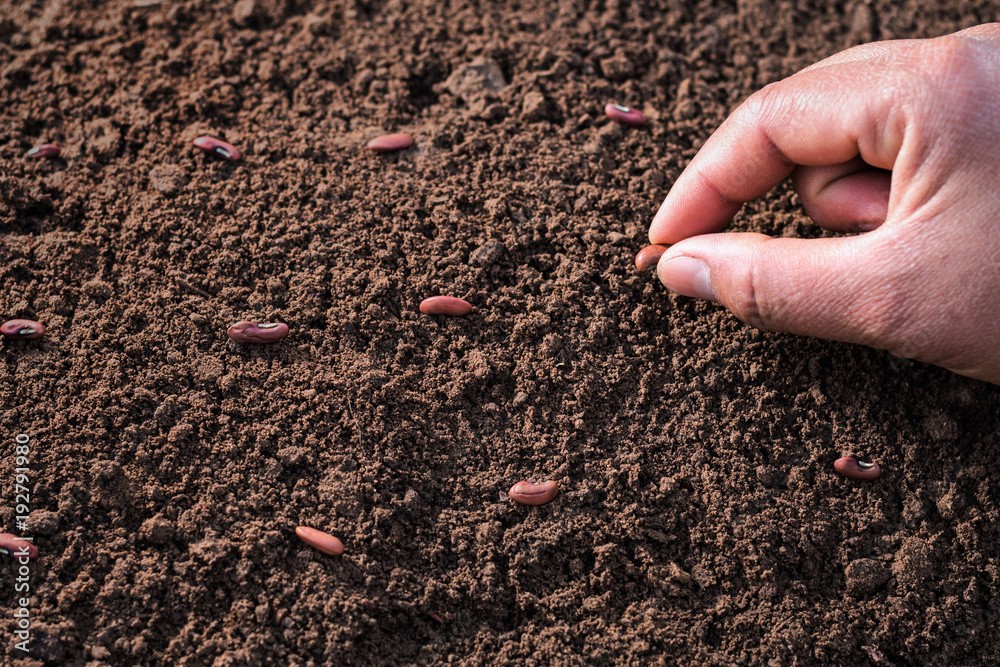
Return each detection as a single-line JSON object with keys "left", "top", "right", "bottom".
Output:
{"left": 227, "top": 321, "right": 289, "bottom": 343}
{"left": 295, "top": 526, "right": 344, "bottom": 556}
{"left": 367, "top": 133, "right": 414, "bottom": 152}
{"left": 26, "top": 144, "right": 60, "bottom": 159}
{"left": 604, "top": 103, "right": 646, "bottom": 127}
{"left": 1, "top": 319, "right": 45, "bottom": 339}
{"left": 834, "top": 456, "right": 882, "bottom": 481}
{"left": 419, "top": 296, "right": 473, "bottom": 316}
{"left": 0, "top": 533, "right": 38, "bottom": 560}
{"left": 193, "top": 136, "right": 241, "bottom": 161}
{"left": 635, "top": 244, "right": 670, "bottom": 271}
{"left": 509, "top": 480, "right": 559, "bottom": 506}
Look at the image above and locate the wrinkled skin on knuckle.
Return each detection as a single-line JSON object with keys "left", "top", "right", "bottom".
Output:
{"left": 734, "top": 82, "right": 786, "bottom": 140}
{"left": 729, "top": 249, "right": 772, "bottom": 331}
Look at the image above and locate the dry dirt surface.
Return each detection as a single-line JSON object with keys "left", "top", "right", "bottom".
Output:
{"left": 2, "top": 1, "right": 1000, "bottom": 665}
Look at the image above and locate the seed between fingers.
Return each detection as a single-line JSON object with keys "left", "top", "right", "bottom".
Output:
{"left": 635, "top": 244, "right": 670, "bottom": 271}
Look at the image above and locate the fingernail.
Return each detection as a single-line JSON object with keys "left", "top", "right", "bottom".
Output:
{"left": 658, "top": 256, "right": 716, "bottom": 301}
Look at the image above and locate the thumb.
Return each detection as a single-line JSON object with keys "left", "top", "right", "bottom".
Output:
{"left": 656, "top": 232, "right": 912, "bottom": 350}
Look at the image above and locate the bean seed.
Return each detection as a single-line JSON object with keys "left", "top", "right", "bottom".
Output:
{"left": 419, "top": 296, "right": 473, "bottom": 316}
{"left": 26, "top": 144, "right": 60, "bottom": 159}
{"left": 367, "top": 133, "right": 414, "bottom": 152}
{"left": 635, "top": 244, "right": 670, "bottom": 271}
{"left": 509, "top": 480, "right": 559, "bottom": 506}
{"left": 193, "top": 136, "right": 241, "bottom": 161}
{"left": 604, "top": 103, "right": 646, "bottom": 127}
{"left": 1, "top": 319, "right": 45, "bottom": 339}
{"left": 0, "top": 533, "right": 37, "bottom": 560}
{"left": 295, "top": 526, "right": 344, "bottom": 556}
{"left": 227, "top": 321, "right": 289, "bottom": 343}
{"left": 834, "top": 456, "right": 882, "bottom": 481}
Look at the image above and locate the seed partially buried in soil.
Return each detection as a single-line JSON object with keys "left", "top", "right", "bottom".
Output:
{"left": 509, "top": 480, "right": 559, "bottom": 506}
{"left": 26, "top": 144, "right": 60, "bottom": 159}
{"left": 366, "top": 132, "right": 414, "bottom": 152}
{"left": 227, "top": 321, "right": 289, "bottom": 343}
{"left": 635, "top": 244, "right": 671, "bottom": 271}
{"left": 1, "top": 319, "right": 45, "bottom": 339}
{"left": 295, "top": 526, "right": 344, "bottom": 556}
{"left": 834, "top": 456, "right": 882, "bottom": 481}
{"left": 0, "top": 533, "right": 38, "bottom": 560}
{"left": 419, "top": 296, "right": 473, "bottom": 316}
{"left": 604, "top": 103, "right": 646, "bottom": 127}
{"left": 192, "top": 136, "right": 241, "bottom": 161}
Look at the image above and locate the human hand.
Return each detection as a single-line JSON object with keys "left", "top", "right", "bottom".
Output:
{"left": 648, "top": 24, "right": 1000, "bottom": 383}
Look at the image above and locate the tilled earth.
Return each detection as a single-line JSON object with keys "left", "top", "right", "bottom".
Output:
{"left": 2, "top": 0, "right": 1000, "bottom": 665}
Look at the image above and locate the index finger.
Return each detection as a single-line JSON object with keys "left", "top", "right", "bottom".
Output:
{"left": 649, "top": 55, "right": 905, "bottom": 245}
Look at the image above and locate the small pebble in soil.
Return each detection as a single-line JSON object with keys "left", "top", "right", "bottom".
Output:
{"left": 227, "top": 321, "right": 288, "bottom": 343}
{"left": 834, "top": 456, "right": 882, "bottom": 481}
{"left": 604, "top": 103, "right": 646, "bottom": 127}
{"left": 295, "top": 526, "right": 344, "bottom": 556}
{"left": 635, "top": 244, "right": 671, "bottom": 271}
{"left": 367, "top": 133, "right": 414, "bottom": 152}
{"left": 26, "top": 144, "right": 60, "bottom": 159}
{"left": 0, "top": 533, "right": 38, "bottom": 560}
{"left": 1, "top": 319, "right": 45, "bottom": 339}
{"left": 419, "top": 296, "right": 473, "bottom": 316}
{"left": 193, "top": 136, "right": 241, "bottom": 161}
{"left": 509, "top": 480, "right": 559, "bottom": 506}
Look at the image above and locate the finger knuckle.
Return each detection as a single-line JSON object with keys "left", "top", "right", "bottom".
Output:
{"left": 734, "top": 250, "right": 776, "bottom": 331}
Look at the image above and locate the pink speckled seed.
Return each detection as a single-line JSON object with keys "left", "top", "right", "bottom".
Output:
{"left": 834, "top": 456, "right": 882, "bottom": 481}
{"left": 227, "top": 321, "right": 289, "bottom": 343}
{"left": 509, "top": 480, "right": 559, "bottom": 506}
{"left": 26, "top": 144, "right": 60, "bottom": 159}
{"left": 193, "top": 136, "right": 241, "bottom": 161}
{"left": 604, "top": 103, "right": 646, "bottom": 127}
{"left": 1, "top": 319, "right": 45, "bottom": 339}
{"left": 635, "top": 244, "right": 670, "bottom": 271}
{"left": 419, "top": 296, "right": 473, "bottom": 316}
{"left": 367, "top": 133, "right": 414, "bottom": 152}
{"left": 295, "top": 526, "right": 344, "bottom": 556}
{"left": 0, "top": 534, "right": 37, "bottom": 560}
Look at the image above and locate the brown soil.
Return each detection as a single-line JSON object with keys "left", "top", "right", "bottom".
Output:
{"left": 2, "top": 1, "right": 999, "bottom": 665}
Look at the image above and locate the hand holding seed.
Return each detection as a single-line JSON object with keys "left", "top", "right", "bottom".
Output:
{"left": 648, "top": 24, "right": 1000, "bottom": 384}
